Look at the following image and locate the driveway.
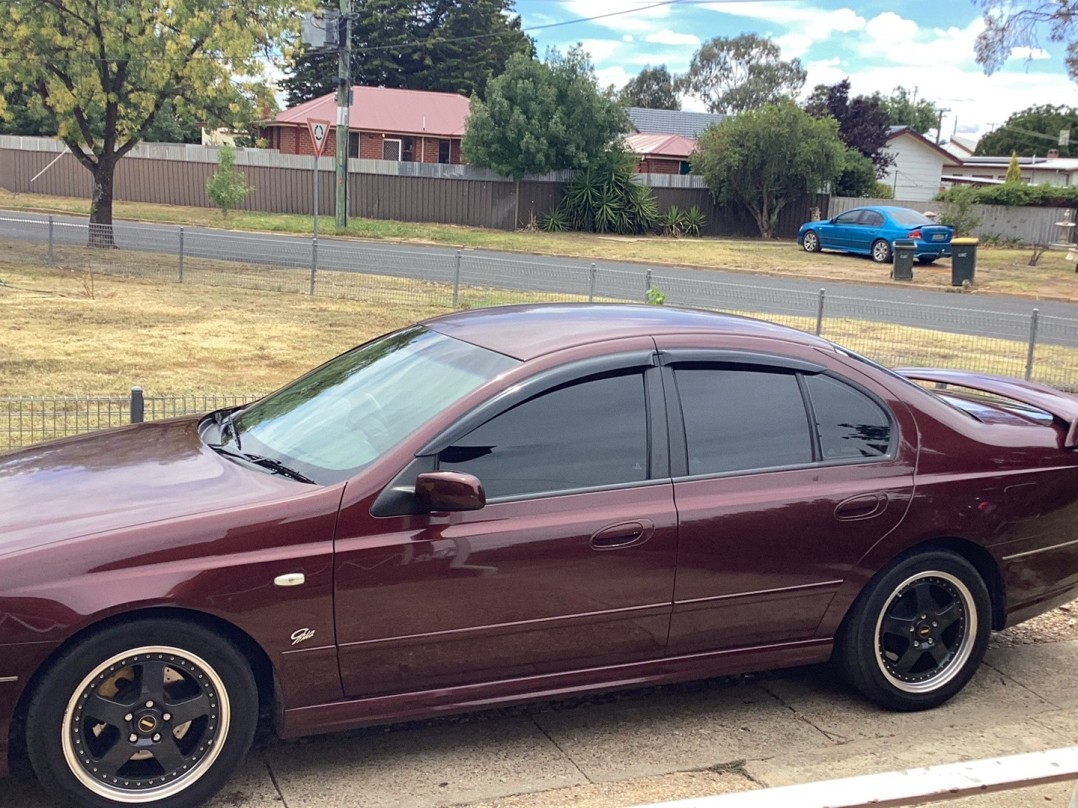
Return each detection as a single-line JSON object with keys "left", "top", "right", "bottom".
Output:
{"left": 4, "top": 640, "right": 1077, "bottom": 808}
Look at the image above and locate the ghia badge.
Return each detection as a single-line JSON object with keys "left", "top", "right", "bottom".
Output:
{"left": 290, "top": 627, "right": 316, "bottom": 646}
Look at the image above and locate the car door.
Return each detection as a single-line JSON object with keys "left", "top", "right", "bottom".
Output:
{"left": 332, "top": 355, "right": 678, "bottom": 698}
{"left": 823, "top": 210, "right": 862, "bottom": 250}
{"left": 653, "top": 338, "right": 916, "bottom": 656}
{"left": 849, "top": 209, "right": 885, "bottom": 253}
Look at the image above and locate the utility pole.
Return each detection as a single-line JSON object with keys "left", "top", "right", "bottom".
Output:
{"left": 334, "top": 0, "right": 351, "bottom": 230}
{"left": 936, "top": 107, "right": 950, "bottom": 145}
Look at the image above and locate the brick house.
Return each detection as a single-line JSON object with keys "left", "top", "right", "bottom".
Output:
{"left": 260, "top": 86, "right": 469, "bottom": 164}
{"left": 624, "top": 133, "right": 696, "bottom": 174}
{"left": 625, "top": 108, "right": 725, "bottom": 174}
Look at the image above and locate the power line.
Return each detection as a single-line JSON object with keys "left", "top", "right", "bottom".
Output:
{"left": 0, "top": 0, "right": 797, "bottom": 64}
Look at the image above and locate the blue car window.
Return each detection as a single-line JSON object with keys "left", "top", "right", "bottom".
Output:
{"left": 834, "top": 211, "right": 861, "bottom": 225}
{"left": 860, "top": 211, "right": 884, "bottom": 227}
{"left": 889, "top": 208, "right": 934, "bottom": 226}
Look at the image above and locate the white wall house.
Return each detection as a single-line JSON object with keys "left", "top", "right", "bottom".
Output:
{"left": 945, "top": 151, "right": 1078, "bottom": 187}
{"left": 881, "top": 126, "right": 960, "bottom": 201}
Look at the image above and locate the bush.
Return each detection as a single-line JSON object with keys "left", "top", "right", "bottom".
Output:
{"left": 553, "top": 149, "right": 659, "bottom": 235}
{"left": 937, "top": 186, "right": 981, "bottom": 236}
{"left": 937, "top": 183, "right": 1078, "bottom": 208}
{"left": 205, "top": 145, "right": 252, "bottom": 219}
{"left": 871, "top": 182, "right": 894, "bottom": 199}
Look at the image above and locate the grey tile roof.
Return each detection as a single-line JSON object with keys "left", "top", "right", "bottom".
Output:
{"left": 628, "top": 107, "right": 726, "bottom": 138}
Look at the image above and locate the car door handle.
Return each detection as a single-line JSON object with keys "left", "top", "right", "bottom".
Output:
{"left": 835, "top": 493, "right": 887, "bottom": 521}
{"left": 590, "top": 520, "right": 654, "bottom": 550}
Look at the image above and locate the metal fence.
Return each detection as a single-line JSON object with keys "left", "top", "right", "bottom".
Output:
{"left": 3, "top": 214, "right": 1077, "bottom": 451}
{"left": 1, "top": 389, "right": 257, "bottom": 452}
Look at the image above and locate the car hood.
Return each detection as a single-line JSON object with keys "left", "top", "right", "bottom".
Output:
{"left": 0, "top": 417, "right": 310, "bottom": 556}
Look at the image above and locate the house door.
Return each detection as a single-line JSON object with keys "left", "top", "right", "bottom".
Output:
{"left": 382, "top": 139, "right": 401, "bottom": 161}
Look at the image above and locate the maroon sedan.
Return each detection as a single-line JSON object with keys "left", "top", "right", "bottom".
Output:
{"left": 2, "top": 304, "right": 1078, "bottom": 807}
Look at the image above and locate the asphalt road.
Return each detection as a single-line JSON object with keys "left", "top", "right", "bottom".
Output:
{"left": 3, "top": 211, "right": 1077, "bottom": 346}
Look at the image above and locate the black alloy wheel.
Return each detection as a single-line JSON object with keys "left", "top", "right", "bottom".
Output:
{"left": 26, "top": 619, "right": 257, "bottom": 808}
{"left": 835, "top": 550, "right": 991, "bottom": 711}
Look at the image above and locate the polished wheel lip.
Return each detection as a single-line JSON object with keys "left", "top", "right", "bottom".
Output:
{"left": 873, "top": 570, "right": 976, "bottom": 694}
{"left": 60, "top": 645, "right": 231, "bottom": 804}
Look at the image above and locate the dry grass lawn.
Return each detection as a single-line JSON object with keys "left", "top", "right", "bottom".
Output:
{"left": 3, "top": 253, "right": 1076, "bottom": 399}
{"left": 0, "top": 261, "right": 450, "bottom": 396}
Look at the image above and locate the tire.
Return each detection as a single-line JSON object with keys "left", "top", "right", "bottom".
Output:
{"left": 26, "top": 619, "right": 258, "bottom": 808}
{"left": 802, "top": 231, "right": 821, "bottom": 253}
{"left": 834, "top": 550, "right": 991, "bottom": 712}
{"left": 871, "top": 239, "right": 893, "bottom": 264}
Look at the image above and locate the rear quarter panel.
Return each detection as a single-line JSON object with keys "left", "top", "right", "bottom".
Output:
{"left": 817, "top": 372, "right": 1078, "bottom": 633}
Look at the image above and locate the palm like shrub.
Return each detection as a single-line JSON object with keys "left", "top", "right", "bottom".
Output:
{"left": 543, "top": 150, "right": 659, "bottom": 234}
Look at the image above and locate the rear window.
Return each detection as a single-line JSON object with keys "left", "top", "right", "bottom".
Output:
{"left": 888, "top": 208, "right": 934, "bottom": 226}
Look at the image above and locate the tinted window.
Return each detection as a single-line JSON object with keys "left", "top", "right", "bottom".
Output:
{"left": 888, "top": 208, "right": 934, "bottom": 226}
{"left": 860, "top": 210, "right": 884, "bottom": 227}
{"left": 834, "top": 210, "right": 861, "bottom": 225}
{"left": 675, "top": 368, "right": 812, "bottom": 475}
{"left": 440, "top": 373, "right": 648, "bottom": 499}
{"left": 805, "top": 374, "right": 892, "bottom": 460}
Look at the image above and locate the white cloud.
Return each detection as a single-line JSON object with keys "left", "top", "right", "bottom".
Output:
{"left": 645, "top": 29, "right": 700, "bottom": 47}
{"left": 577, "top": 38, "right": 624, "bottom": 62}
{"left": 561, "top": 0, "right": 672, "bottom": 35}
{"left": 775, "top": 33, "right": 816, "bottom": 59}
{"left": 596, "top": 64, "right": 633, "bottom": 92}
{"left": 853, "top": 14, "right": 983, "bottom": 69}
{"left": 1009, "top": 46, "right": 1051, "bottom": 61}
{"left": 700, "top": 2, "right": 865, "bottom": 48}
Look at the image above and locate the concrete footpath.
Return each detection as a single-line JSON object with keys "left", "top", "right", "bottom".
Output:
{"left": 3, "top": 641, "right": 1077, "bottom": 808}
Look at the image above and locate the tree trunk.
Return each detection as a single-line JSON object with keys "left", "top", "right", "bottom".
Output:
{"left": 88, "top": 158, "right": 116, "bottom": 248}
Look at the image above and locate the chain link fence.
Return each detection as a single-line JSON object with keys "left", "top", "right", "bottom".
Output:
{"left": 3, "top": 214, "right": 1077, "bottom": 452}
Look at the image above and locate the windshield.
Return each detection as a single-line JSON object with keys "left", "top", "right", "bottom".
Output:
{"left": 224, "top": 326, "right": 518, "bottom": 484}
{"left": 888, "top": 209, "right": 935, "bottom": 226}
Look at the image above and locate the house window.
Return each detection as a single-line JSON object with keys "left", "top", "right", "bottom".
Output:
{"left": 402, "top": 136, "right": 414, "bottom": 162}
{"left": 382, "top": 138, "right": 402, "bottom": 161}
{"left": 438, "top": 140, "right": 451, "bottom": 164}
{"left": 348, "top": 132, "right": 359, "bottom": 159}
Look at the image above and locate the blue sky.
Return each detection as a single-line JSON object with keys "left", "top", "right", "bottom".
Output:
{"left": 512, "top": 0, "right": 1078, "bottom": 143}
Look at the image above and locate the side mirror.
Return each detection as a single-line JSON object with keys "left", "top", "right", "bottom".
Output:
{"left": 414, "top": 471, "right": 486, "bottom": 512}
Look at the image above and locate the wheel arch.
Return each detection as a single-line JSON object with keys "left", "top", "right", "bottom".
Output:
{"left": 837, "top": 537, "right": 1007, "bottom": 638}
{"left": 926, "top": 537, "right": 1007, "bottom": 630}
{"left": 8, "top": 606, "right": 275, "bottom": 765}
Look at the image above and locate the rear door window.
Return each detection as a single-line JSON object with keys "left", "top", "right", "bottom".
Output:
{"left": 674, "top": 367, "right": 813, "bottom": 475}
{"left": 805, "top": 374, "right": 893, "bottom": 460}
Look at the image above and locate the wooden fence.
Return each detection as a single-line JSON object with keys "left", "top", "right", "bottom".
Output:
{"left": 0, "top": 136, "right": 820, "bottom": 238}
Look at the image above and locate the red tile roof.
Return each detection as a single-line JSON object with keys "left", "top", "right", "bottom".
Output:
{"left": 273, "top": 86, "right": 470, "bottom": 137}
{"left": 624, "top": 133, "right": 697, "bottom": 160}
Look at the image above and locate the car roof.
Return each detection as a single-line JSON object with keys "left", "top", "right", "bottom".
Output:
{"left": 423, "top": 303, "right": 830, "bottom": 361}
{"left": 853, "top": 206, "right": 926, "bottom": 216}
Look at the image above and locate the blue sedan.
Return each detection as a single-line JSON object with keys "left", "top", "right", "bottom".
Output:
{"left": 798, "top": 206, "right": 955, "bottom": 264}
